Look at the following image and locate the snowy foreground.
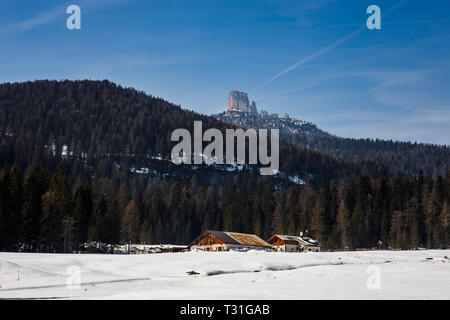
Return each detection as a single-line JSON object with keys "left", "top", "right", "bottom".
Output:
{"left": 0, "top": 250, "right": 449, "bottom": 299}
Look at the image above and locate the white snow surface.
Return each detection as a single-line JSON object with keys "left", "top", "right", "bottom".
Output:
{"left": 0, "top": 250, "right": 449, "bottom": 300}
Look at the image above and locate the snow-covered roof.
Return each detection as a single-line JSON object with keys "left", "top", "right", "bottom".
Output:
{"left": 301, "top": 236, "right": 320, "bottom": 246}
{"left": 268, "top": 234, "right": 321, "bottom": 247}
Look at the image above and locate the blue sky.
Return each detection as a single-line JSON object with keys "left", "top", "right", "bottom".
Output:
{"left": 1, "top": 0, "right": 449, "bottom": 145}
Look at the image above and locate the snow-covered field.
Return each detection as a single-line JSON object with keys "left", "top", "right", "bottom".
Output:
{"left": 0, "top": 250, "right": 449, "bottom": 299}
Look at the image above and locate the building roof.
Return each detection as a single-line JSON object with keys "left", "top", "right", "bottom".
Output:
{"left": 191, "top": 230, "right": 272, "bottom": 247}
{"left": 301, "top": 236, "right": 321, "bottom": 246}
{"left": 209, "top": 230, "right": 241, "bottom": 245}
{"left": 226, "top": 232, "right": 272, "bottom": 247}
{"left": 268, "top": 234, "right": 321, "bottom": 247}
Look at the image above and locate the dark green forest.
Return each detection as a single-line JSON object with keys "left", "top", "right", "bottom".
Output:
{"left": 0, "top": 80, "right": 448, "bottom": 252}
{"left": 281, "top": 133, "right": 450, "bottom": 178}
{"left": 0, "top": 80, "right": 393, "bottom": 182}
{"left": 0, "top": 163, "right": 449, "bottom": 252}
{"left": 215, "top": 110, "right": 450, "bottom": 177}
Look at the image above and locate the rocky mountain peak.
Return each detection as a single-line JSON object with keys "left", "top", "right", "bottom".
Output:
{"left": 227, "top": 90, "right": 257, "bottom": 115}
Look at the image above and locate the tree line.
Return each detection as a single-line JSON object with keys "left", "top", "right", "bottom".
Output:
{"left": 216, "top": 110, "right": 450, "bottom": 177}
{"left": 282, "top": 133, "right": 450, "bottom": 178}
{"left": 0, "top": 163, "right": 448, "bottom": 252}
{"left": 0, "top": 80, "right": 448, "bottom": 253}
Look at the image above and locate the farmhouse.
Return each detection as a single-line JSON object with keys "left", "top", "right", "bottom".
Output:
{"left": 190, "top": 230, "right": 272, "bottom": 251}
{"left": 267, "top": 234, "right": 321, "bottom": 252}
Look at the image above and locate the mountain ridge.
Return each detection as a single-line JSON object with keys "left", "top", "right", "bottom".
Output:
{"left": 213, "top": 92, "right": 449, "bottom": 177}
{"left": 0, "top": 80, "right": 396, "bottom": 184}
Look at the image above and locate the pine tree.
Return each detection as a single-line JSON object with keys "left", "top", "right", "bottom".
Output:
{"left": 284, "top": 189, "right": 298, "bottom": 236}
{"left": 72, "top": 182, "right": 93, "bottom": 248}
{"left": 336, "top": 198, "right": 350, "bottom": 249}
{"left": 103, "top": 198, "right": 121, "bottom": 246}
{"left": 40, "top": 163, "right": 73, "bottom": 252}
{"left": 22, "top": 166, "right": 49, "bottom": 251}
{"left": 390, "top": 210, "right": 407, "bottom": 249}
{"left": 424, "top": 178, "right": 443, "bottom": 248}
{"left": 406, "top": 197, "right": 420, "bottom": 249}
{"left": 236, "top": 185, "right": 252, "bottom": 233}
{"left": 88, "top": 195, "right": 107, "bottom": 243}
{"left": 139, "top": 219, "right": 152, "bottom": 244}
{"left": 350, "top": 176, "right": 372, "bottom": 248}
{"left": 0, "top": 165, "right": 24, "bottom": 251}
{"left": 271, "top": 201, "right": 283, "bottom": 235}
{"left": 373, "top": 178, "right": 391, "bottom": 247}
{"left": 311, "top": 181, "right": 332, "bottom": 245}
{"left": 439, "top": 200, "right": 449, "bottom": 247}
{"left": 10, "top": 164, "right": 24, "bottom": 241}
{"left": 0, "top": 173, "right": 14, "bottom": 250}
{"left": 261, "top": 184, "right": 274, "bottom": 240}
{"left": 121, "top": 199, "right": 140, "bottom": 245}
{"left": 223, "top": 205, "right": 234, "bottom": 232}
{"left": 296, "top": 185, "right": 315, "bottom": 237}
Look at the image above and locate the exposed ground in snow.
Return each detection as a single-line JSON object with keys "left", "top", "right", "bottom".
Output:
{"left": 0, "top": 250, "right": 449, "bottom": 299}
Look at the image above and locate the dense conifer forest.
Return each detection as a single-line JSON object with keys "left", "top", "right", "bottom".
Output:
{"left": 0, "top": 80, "right": 448, "bottom": 252}
{"left": 281, "top": 133, "right": 450, "bottom": 178}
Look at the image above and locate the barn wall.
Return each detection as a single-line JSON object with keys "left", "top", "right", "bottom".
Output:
{"left": 194, "top": 234, "right": 224, "bottom": 246}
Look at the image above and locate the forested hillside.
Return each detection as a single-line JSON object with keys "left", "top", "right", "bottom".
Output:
{"left": 0, "top": 80, "right": 391, "bottom": 183}
{"left": 214, "top": 110, "right": 450, "bottom": 177}
{"left": 282, "top": 133, "right": 450, "bottom": 177}
{"left": 0, "top": 80, "right": 448, "bottom": 252}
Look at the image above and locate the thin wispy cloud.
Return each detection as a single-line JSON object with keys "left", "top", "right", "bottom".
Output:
{"left": 366, "top": 68, "right": 450, "bottom": 113}
{"left": 293, "top": 0, "right": 335, "bottom": 11}
{"left": 0, "top": 0, "right": 130, "bottom": 38}
{"left": 0, "top": 4, "right": 66, "bottom": 37}
{"left": 257, "top": 71, "right": 343, "bottom": 102}
{"left": 406, "top": 110, "right": 450, "bottom": 124}
{"left": 252, "top": 27, "right": 364, "bottom": 93}
{"left": 0, "top": 0, "right": 447, "bottom": 144}
{"left": 252, "top": 0, "right": 409, "bottom": 93}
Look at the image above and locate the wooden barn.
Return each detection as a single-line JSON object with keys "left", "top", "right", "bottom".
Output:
{"left": 267, "top": 234, "right": 321, "bottom": 252}
{"left": 190, "top": 230, "right": 272, "bottom": 251}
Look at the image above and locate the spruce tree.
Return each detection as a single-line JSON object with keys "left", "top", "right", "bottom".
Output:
{"left": 121, "top": 199, "right": 140, "bottom": 245}
{"left": 40, "top": 163, "right": 73, "bottom": 252}
{"left": 22, "top": 166, "right": 49, "bottom": 251}
{"left": 0, "top": 165, "right": 24, "bottom": 251}
{"left": 73, "top": 182, "right": 93, "bottom": 248}
{"left": 103, "top": 198, "right": 122, "bottom": 246}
